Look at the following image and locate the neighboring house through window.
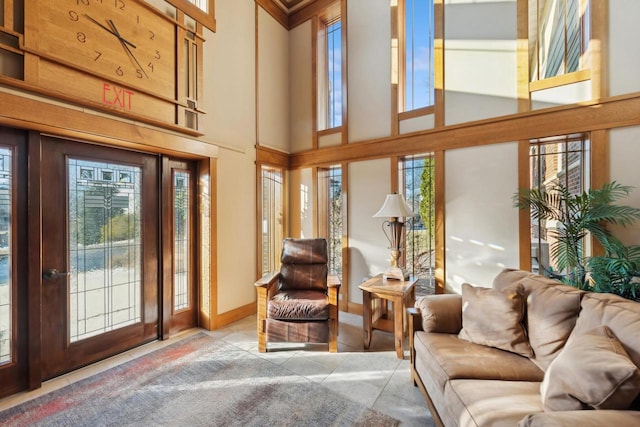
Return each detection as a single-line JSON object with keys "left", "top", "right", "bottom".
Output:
{"left": 529, "top": 134, "right": 590, "bottom": 276}
{"left": 529, "top": 0, "right": 591, "bottom": 84}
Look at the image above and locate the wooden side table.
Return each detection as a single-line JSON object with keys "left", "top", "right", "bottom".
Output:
{"left": 359, "top": 274, "right": 417, "bottom": 359}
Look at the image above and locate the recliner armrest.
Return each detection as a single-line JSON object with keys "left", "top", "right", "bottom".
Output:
{"left": 327, "top": 274, "right": 341, "bottom": 288}
{"left": 255, "top": 272, "right": 280, "bottom": 288}
{"left": 415, "top": 294, "right": 463, "bottom": 334}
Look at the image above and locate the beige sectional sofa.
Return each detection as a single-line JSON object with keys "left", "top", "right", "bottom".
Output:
{"left": 408, "top": 268, "right": 640, "bottom": 427}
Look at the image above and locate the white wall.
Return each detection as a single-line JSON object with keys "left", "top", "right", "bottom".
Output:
{"left": 445, "top": 143, "right": 520, "bottom": 292}
{"left": 348, "top": 159, "right": 392, "bottom": 303}
{"left": 289, "top": 21, "right": 314, "bottom": 152}
{"left": 347, "top": 0, "right": 391, "bottom": 143}
{"left": 609, "top": 126, "right": 640, "bottom": 245}
{"left": 258, "top": 7, "right": 290, "bottom": 152}
{"left": 206, "top": 0, "right": 258, "bottom": 314}
{"left": 609, "top": 0, "right": 640, "bottom": 96}
{"left": 444, "top": 0, "right": 518, "bottom": 125}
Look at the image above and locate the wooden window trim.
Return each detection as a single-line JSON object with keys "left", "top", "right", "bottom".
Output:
{"left": 529, "top": 69, "right": 591, "bottom": 92}
{"left": 528, "top": 0, "right": 594, "bottom": 93}
{"left": 399, "top": 105, "right": 435, "bottom": 121}
{"left": 166, "top": 0, "right": 216, "bottom": 32}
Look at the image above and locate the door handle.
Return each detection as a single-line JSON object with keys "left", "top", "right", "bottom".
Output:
{"left": 43, "top": 268, "right": 72, "bottom": 281}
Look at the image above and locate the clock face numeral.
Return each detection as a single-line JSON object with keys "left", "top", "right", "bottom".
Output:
{"left": 115, "top": 0, "right": 125, "bottom": 10}
{"left": 94, "top": 51, "right": 102, "bottom": 61}
{"left": 69, "top": 10, "right": 80, "bottom": 21}
{"left": 77, "top": 0, "right": 89, "bottom": 5}
{"left": 136, "top": 69, "right": 144, "bottom": 79}
{"left": 116, "top": 66, "right": 123, "bottom": 76}
{"left": 154, "top": 50, "right": 160, "bottom": 60}
{"left": 149, "top": 31, "right": 155, "bottom": 41}
{"left": 77, "top": 32, "right": 87, "bottom": 43}
{"left": 148, "top": 62, "right": 154, "bottom": 73}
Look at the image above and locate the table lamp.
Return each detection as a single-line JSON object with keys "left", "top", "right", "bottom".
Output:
{"left": 373, "top": 192, "right": 413, "bottom": 281}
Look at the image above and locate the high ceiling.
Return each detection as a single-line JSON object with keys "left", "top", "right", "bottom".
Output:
{"left": 275, "top": 0, "right": 317, "bottom": 13}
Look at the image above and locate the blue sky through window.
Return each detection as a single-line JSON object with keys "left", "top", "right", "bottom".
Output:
{"left": 405, "top": 0, "right": 434, "bottom": 111}
{"left": 327, "top": 20, "right": 342, "bottom": 128}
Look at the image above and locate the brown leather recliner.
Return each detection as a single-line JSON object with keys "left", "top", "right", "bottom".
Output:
{"left": 255, "top": 238, "right": 341, "bottom": 352}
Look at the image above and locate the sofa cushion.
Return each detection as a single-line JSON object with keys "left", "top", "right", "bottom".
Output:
{"left": 493, "top": 269, "right": 584, "bottom": 371}
{"left": 416, "top": 294, "right": 463, "bottom": 334}
{"left": 518, "top": 410, "right": 640, "bottom": 427}
{"left": 541, "top": 325, "right": 640, "bottom": 411}
{"left": 571, "top": 292, "right": 640, "bottom": 370}
{"left": 414, "top": 332, "right": 543, "bottom": 392}
{"left": 519, "top": 278, "right": 583, "bottom": 371}
{"left": 458, "top": 283, "right": 533, "bottom": 357}
{"left": 445, "top": 379, "right": 543, "bottom": 427}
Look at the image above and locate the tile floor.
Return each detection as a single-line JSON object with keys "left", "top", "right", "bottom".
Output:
{"left": 0, "top": 312, "right": 434, "bottom": 426}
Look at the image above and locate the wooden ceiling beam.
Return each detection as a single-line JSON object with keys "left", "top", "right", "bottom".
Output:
{"left": 290, "top": 93, "right": 640, "bottom": 168}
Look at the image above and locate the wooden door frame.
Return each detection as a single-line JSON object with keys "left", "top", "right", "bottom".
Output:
{"left": 161, "top": 157, "right": 199, "bottom": 338}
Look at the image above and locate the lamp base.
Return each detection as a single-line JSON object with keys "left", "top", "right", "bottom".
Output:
{"left": 383, "top": 267, "right": 410, "bottom": 281}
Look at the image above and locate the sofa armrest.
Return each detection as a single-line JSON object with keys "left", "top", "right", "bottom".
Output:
{"left": 415, "top": 294, "right": 463, "bottom": 334}
{"left": 518, "top": 410, "right": 640, "bottom": 427}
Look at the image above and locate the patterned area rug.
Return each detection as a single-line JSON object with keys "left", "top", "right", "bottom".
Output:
{"left": 0, "top": 333, "right": 399, "bottom": 426}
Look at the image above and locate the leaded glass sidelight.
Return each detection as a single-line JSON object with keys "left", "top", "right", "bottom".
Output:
{"left": 173, "top": 171, "right": 190, "bottom": 311}
{"left": 0, "top": 148, "right": 12, "bottom": 365}
{"left": 68, "top": 159, "right": 142, "bottom": 342}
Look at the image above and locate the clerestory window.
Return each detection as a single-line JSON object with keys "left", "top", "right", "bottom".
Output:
{"left": 401, "top": 0, "right": 435, "bottom": 112}
{"left": 529, "top": 0, "right": 591, "bottom": 85}
{"left": 318, "top": 17, "right": 343, "bottom": 131}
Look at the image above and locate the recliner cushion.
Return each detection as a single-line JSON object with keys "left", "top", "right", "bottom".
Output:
{"left": 279, "top": 264, "right": 328, "bottom": 291}
{"left": 281, "top": 238, "right": 328, "bottom": 264}
{"left": 268, "top": 289, "right": 329, "bottom": 320}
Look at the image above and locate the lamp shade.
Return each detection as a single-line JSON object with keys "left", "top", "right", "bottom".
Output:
{"left": 373, "top": 193, "right": 413, "bottom": 218}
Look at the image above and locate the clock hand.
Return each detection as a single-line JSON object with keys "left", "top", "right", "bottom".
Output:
{"left": 83, "top": 14, "right": 136, "bottom": 49}
{"left": 108, "top": 20, "right": 149, "bottom": 79}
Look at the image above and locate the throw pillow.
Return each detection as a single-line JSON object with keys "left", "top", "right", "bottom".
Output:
{"left": 541, "top": 325, "right": 640, "bottom": 411}
{"left": 458, "top": 283, "right": 533, "bottom": 357}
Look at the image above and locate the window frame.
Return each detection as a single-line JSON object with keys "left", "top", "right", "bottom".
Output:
{"left": 398, "top": 0, "right": 435, "bottom": 116}
{"left": 528, "top": 0, "right": 592, "bottom": 92}
{"left": 317, "top": 13, "right": 343, "bottom": 133}
{"left": 317, "top": 165, "right": 343, "bottom": 278}
{"left": 166, "top": 0, "right": 216, "bottom": 32}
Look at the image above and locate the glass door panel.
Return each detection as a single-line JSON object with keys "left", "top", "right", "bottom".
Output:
{"left": 68, "top": 159, "right": 143, "bottom": 342}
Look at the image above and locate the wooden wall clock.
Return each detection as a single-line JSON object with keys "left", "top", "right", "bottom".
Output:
{"left": 23, "top": 0, "right": 192, "bottom": 130}
{"left": 28, "top": 0, "right": 175, "bottom": 99}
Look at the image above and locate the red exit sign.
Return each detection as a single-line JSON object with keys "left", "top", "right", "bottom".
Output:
{"left": 102, "top": 83, "right": 134, "bottom": 110}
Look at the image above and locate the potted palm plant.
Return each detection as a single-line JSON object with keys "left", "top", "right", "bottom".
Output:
{"left": 514, "top": 181, "right": 640, "bottom": 299}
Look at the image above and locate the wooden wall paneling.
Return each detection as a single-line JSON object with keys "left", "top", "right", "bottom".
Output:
{"left": 206, "top": 157, "right": 219, "bottom": 328}
{"left": 590, "top": 129, "right": 609, "bottom": 257}
{"left": 434, "top": 0, "right": 444, "bottom": 128}
{"left": 390, "top": 0, "right": 399, "bottom": 136}
{"left": 517, "top": 140, "right": 532, "bottom": 271}
{"left": 160, "top": 157, "right": 173, "bottom": 339}
{"left": 256, "top": 145, "right": 290, "bottom": 168}
{"left": 340, "top": 0, "right": 348, "bottom": 145}
{"left": 312, "top": 15, "right": 319, "bottom": 148}
{"left": 4, "top": 0, "right": 14, "bottom": 30}
{"left": 255, "top": 160, "right": 263, "bottom": 280}
{"left": 289, "top": 0, "right": 340, "bottom": 29}
{"left": 434, "top": 150, "right": 445, "bottom": 293}
{"left": 0, "top": 89, "right": 217, "bottom": 158}
{"left": 339, "top": 160, "right": 349, "bottom": 311}
{"left": 591, "top": 0, "right": 609, "bottom": 100}
{"left": 516, "top": 0, "right": 530, "bottom": 113}
{"left": 26, "top": 131, "right": 42, "bottom": 390}
{"left": 289, "top": 93, "right": 640, "bottom": 169}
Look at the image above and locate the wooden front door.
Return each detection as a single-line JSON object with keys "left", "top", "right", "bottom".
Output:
{"left": 40, "top": 137, "right": 160, "bottom": 380}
